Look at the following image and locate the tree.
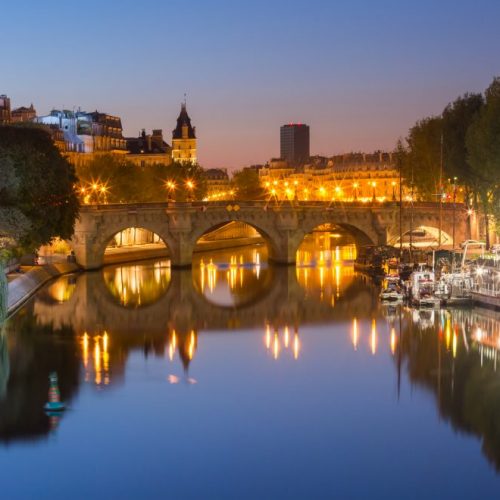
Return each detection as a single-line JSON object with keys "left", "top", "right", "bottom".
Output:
{"left": 232, "top": 168, "right": 264, "bottom": 200}
{"left": 404, "top": 116, "right": 443, "bottom": 199}
{"left": 442, "top": 93, "right": 484, "bottom": 203}
{"left": 0, "top": 126, "right": 79, "bottom": 255}
{"left": 467, "top": 77, "right": 500, "bottom": 246}
{"left": 77, "top": 156, "right": 207, "bottom": 203}
{"left": 161, "top": 162, "right": 207, "bottom": 201}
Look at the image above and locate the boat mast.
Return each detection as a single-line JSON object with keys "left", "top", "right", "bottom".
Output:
{"left": 438, "top": 132, "right": 443, "bottom": 249}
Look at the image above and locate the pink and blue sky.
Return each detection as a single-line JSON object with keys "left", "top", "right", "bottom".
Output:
{"left": 2, "top": 0, "right": 499, "bottom": 168}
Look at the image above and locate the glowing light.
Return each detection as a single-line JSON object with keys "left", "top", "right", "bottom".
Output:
{"left": 273, "top": 331, "right": 280, "bottom": 360}
{"left": 352, "top": 318, "right": 359, "bottom": 350}
{"left": 390, "top": 327, "right": 396, "bottom": 355}
{"left": 293, "top": 331, "right": 300, "bottom": 360}
{"left": 370, "top": 319, "right": 377, "bottom": 355}
{"left": 94, "top": 340, "right": 101, "bottom": 385}
{"left": 284, "top": 326, "right": 290, "bottom": 348}
{"left": 265, "top": 324, "right": 271, "bottom": 349}
{"left": 445, "top": 317, "right": 451, "bottom": 350}
{"left": 82, "top": 333, "right": 89, "bottom": 368}
{"left": 188, "top": 330, "right": 196, "bottom": 360}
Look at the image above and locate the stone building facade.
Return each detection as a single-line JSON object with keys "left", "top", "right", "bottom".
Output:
{"left": 171, "top": 103, "right": 197, "bottom": 165}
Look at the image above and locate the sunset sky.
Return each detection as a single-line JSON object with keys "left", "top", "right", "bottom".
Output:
{"left": 2, "top": 0, "right": 499, "bottom": 168}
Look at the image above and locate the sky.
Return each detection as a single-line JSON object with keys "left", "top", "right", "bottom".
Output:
{"left": 1, "top": 0, "right": 500, "bottom": 169}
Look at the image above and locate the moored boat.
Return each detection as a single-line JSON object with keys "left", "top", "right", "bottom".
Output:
{"left": 409, "top": 268, "right": 440, "bottom": 308}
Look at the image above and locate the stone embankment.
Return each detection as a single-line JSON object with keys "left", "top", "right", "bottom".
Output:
{"left": 6, "top": 263, "right": 80, "bottom": 316}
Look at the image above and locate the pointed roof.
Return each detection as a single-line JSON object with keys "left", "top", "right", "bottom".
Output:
{"left": 172, "top": 103, "right": 196, "bottom": 139}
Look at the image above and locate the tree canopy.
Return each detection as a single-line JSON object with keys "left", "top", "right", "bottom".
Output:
{"left": 466, "top": 77, "right": 500, "bottom": 238}
{"left": 0, "top": 126, "right": 79, "bottom": 257}
{"left": 232, "top": 168, "right": 264, "bottom": 200}
{"left": 76, "top": 156, "right": 207, "bottom": 203}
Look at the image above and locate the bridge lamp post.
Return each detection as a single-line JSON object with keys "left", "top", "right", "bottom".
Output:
{"left": 185, "top": 180, "right": 195, "bottom": 201}
{"left": 166, "top": 180, "right": 176, "bottom": 201}
{"left": 99, "top": 185, "right": 108, "bottom": 204}
{"left": 371, "top": 181, "right": 377, "bottom": 203}
{"left": 391, "top": 181, "right": 397, "bottom": 201}
{"left": 353, "top": 182, "right": 358, "bottom": 201}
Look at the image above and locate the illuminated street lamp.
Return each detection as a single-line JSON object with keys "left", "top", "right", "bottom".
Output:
{"left": 353, "top": 182, "right": 359, "bottom": 201}
{"left": 166, "top": 180, "right": 176, "bottom": 201}
{"left": 185, "top": 179, "right": 195, "bottom": 201}
{"left": 391, "top": 181, "right": 397, "bottom": 201}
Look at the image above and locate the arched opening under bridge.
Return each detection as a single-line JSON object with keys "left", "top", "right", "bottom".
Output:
{"left": 192, "top": 221, "right": 272, "bottom": 305}
{"left": 103, "top": 227, "right": 170, "bottom": 266}
{"left": 295, "top": 223, "right": 359, "bottom": 304}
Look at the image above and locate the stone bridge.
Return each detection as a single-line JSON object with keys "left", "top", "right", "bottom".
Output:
{"left": 71, "top": 201, "right": 468, "bottom": 269}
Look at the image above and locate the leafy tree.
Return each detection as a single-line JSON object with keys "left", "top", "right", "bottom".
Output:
{"left": 442, "top": 93, "right": 484, "bottom": 202}
{"left": 77, "top": 156, "right": 207, "bottom": 203}
{"left": 403, "top": 116, "right": 443, "bottom": 199}
{"left": 0, "top": 126, "right": 79, "bottom": 256}
{"left": 232, "top": 168, "right": 264, "bottom": 200}
{"left": 467, "top": 77, "right": 500, "bottom": 245}
{"left": 161, "top": 162, "right": 207, "bottom": 201}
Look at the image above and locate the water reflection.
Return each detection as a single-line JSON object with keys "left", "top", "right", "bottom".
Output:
{"left": 264, "top": 324, "right": 300, "bottom": 360}
{"left": 192, "top": 246, "right": 269, "bottom": 307}
{"left": 103, "top": 260, "right": 171, "bottom": 307}
{"left": 3, "top": 239, "right": 500, "bottom": 488}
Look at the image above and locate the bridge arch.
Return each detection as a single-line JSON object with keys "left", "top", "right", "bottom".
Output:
{"left": 72, "top": 219, "right": 174, "bottom": 270}
{"left": 189, "top": 218, "right": 283, "bottom": 264}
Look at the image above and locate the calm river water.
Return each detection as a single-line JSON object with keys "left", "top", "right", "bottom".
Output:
{"left": 1, "top": 236, "right": 500, "bottom": 499}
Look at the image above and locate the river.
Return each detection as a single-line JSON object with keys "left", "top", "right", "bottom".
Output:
{"left": 1, "top": 235, "right": 500, "bottom": 499}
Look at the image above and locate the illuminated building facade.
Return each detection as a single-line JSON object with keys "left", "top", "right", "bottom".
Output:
{"left": 280, "top": 123, "right": 310, "bottom": 165}
{"left": 171, "top": 103, "right": 197, "bottom": 165}
{"left": 260, "top": 151, "right": 406, "bottom": 202}
{"left": 125, "top": 129, "right": 172, "bottom": 167}
{"left": 203, "top": 168, "right": 232, "bottom": 200}
{"left": 35, "top": 109, "right": 127, "bottom": 165}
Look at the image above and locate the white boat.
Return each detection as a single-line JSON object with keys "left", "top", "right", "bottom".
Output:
{"left": 379, "top": 275, "right": 405, "bottom": 302}
{"left": 409, "top": 269, "right": 440, "bottom": 308}
{"left": 439, "top": 272, "right": 474, "bottom": 306}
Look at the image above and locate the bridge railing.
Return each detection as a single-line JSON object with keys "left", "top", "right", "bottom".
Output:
{"left": 79, "top": 200, "right": 466, "bottom": 212}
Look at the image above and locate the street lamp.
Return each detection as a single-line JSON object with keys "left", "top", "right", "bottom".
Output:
{"left": 185, "top": 179, "right": 195, "bottom": 201}
{"left": 166, "top": 180, "right": 176, "bottom": 201}
{"left": 391, "top": 181, "right": 396, "bottom": 201}
{"left": 353, "top": 182, "right": 358, "bottom": 201}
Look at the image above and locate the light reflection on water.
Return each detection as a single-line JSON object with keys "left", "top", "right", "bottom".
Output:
{"left": 1, "top": 234, "right": 500, "bottom": 498}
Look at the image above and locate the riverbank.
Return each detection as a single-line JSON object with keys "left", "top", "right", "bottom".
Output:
{"left": 6, "top": 263, "right": 80, "bottom": 317}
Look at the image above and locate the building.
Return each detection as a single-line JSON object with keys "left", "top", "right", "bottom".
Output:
{"left": 35, "top": 109, "right": 127, "bottom": 165}
{"left": 280, "top": 123, "right": 310, "bottom": 166}
{"left": 11, "top": 104, "right": 36, "bottom": 123}
{"left": 171, "top": 103, "right": 196, "bottom": 165}
{"left": 125, "top": 129, "right": 172, "bottom": 167}
{"left": 0, "top": 95, "right": 11, "bottom": 124}
{"left": 260, "top": 151, "right": 406, "bottom": 202}
{"left": 203, "top": 168, "right": 232, "bottom": 200}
